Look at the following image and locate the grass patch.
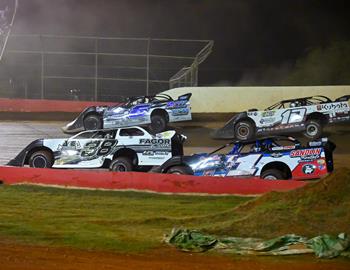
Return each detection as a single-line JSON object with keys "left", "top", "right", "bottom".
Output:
{"left": 2, "top": 168, "right": 348, "bottom": 253}
{"left": 206, "top": 168, "right": 350, "bottom": 238}
{"left": 0, "top": 185, "right": 250, "bottom": 252}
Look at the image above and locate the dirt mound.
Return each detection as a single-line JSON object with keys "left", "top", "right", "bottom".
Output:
{"left": 209, "top": 168, "right": 350, "bottom": 238}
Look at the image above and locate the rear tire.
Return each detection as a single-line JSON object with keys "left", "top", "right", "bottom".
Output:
{"left": 235, "top": 120, "right": 255, "bottom": 141}
{"left": 261, "top": 169, "right": 286, "bottom": 180}
{"left": 83, "top": 114, "right": 102, "bottom": 130}
{"left": 167, "top": 165, "right": 192, "bottom": 175}
{"left": 29, "top": 150, "right": 53, "bottom": 168}
{"left": 109, "top": 157, "right": 133, "bottom": 172}
{"left": 150, "top": 114, "right": 167, "bottom": 133}
{"left": 303, "top": 119, "right": 322, "bottom": 139}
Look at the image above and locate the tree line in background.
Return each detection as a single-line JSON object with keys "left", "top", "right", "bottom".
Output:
{"left": 284, "top": 41, "right": 350, "bottom": 85}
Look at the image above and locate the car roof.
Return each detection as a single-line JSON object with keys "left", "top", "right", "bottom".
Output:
{"left": 279, "top": 95, "right": 332, "bottom": 103}
{"left": 75, "top": 126, "right": 148, "bottom": 134}
{"left": 232, "top": 136, "right": 299, "bottom": 145}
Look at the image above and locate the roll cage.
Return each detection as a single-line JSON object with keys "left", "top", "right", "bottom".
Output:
{"left": 265, "top": 95, "right": 332, "bottom": 110}
{"left": 209, "top": 136, "right": 301, "bottom": 156}
{"left": 124, "top": 94, "right": 174, "bottom": 107}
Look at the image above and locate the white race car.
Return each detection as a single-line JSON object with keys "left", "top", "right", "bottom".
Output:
{"left": 212, "top": 95, "right": 350, "bottom": 140}
{"left": 62, "top": 93, "right": 192, "bottom": 134}
{"left": 8, "top": 126, "right": 186, "bottom": 172}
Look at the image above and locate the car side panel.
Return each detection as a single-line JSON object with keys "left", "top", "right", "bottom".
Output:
{"left": 103, "top": 104, "right": 152, "bottom": 128}
{"left": 166, "top": 100, "right": 192, "bottom": 122}
{"left": 247, "top": 101, "right": 350, "bottom": 135}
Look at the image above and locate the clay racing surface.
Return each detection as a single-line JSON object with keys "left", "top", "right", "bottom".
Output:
{"left": 0, "top": 120, "right": 350, "bottom": 165}
{"left": 1, "top": 241, "right": 349, "bottom": 270}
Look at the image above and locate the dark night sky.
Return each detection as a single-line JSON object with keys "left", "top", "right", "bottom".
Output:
{"left": 11, "top": 0, "right": 350, "bottom": 85}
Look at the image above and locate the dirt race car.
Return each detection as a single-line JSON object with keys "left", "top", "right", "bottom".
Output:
{"left": 155, "top": 136, "right": 335, "bottom": 180}
{"left": 8, "top": 126, "right": 186, "bottom": 172}
{"left": 62, "top": 93, "right": 192, "bottom": 134}
{"left": 211, "top": 95, "right": 350, "bottom": 140}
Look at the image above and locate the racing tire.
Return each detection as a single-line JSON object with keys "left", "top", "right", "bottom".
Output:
{"left": 150, "top": 114, "right": 167, "bottom": 134}
{"left": 261, "top": 169, "right": 286, "bottom": 180}
{"left": 109, "top": 157, "right": 133, "bottom": 172}
{"left": 234, "top": 120, "right": 255, "bottom": 141}
{"left": 303, "top": 119, "right": 322, "bottom": 139}
{"left": 83, "top": 114, "right": 102, "bottom": 131}
{"left": 167, "top": 165, "right": 192, "bottom": 175}
{"left": 29, "top": 150, "right": 53, "bottom": 168}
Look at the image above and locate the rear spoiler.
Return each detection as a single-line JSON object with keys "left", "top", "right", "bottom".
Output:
{"left": 177, "top": 93, "right": 192, "bottom": 101}
{"left": 335, "top": 95, "right": 350, "bottom": 102}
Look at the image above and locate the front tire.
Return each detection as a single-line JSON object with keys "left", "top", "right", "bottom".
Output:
{"left": 167, "top": 165, "right": 192, "bottom": 175}
{"left": 150, "top": 114, "right": 167, "bottom": 133}
{"left": 29, "top": 150, "right": 53, "bottom": 168}
{"left": 261, "top": 169, "right": 286, "bottom": 180}
{"left": 235, "top": 120, "right": 255, "bottom": 141}
{"left": 303, "top": 119, "right": 322, "bottom": 139}
{"left": 83, "top": 114, "right": 102, "bottom": 130}
{"left": 109, "top": 157, "right": 133, "bottom": 172}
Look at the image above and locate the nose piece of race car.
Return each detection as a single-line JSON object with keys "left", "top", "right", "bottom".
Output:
{"left": 61, "top": 120, "right": 84, "bottom": 134}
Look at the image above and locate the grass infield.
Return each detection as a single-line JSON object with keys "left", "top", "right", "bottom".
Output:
{"left": 0, "top": 185, "right": 250, "bottom": 252}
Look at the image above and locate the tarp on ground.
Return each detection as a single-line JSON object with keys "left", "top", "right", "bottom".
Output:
{"left": 164, "top": 228, "right": 350, "bottom": 259}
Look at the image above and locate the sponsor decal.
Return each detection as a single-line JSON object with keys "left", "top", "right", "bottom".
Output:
{"left": 171, "top": 108, "right": 189, "bottom": 116}
{"left": 319, "top": 165, "right": 325, "bottom": 170}
{"left": 262, "top": 111, "right": 275, "bottom": 117}
{"left": 290, "top": 148, "right": 321, "bottom": 158}
{"left": 260, "top": 117, "right": 276, "bottom": 124}
{"left": 317, "top": 159, "right": 326, "bottom": 165}
{"left": 139, "top": 138, "right": 171, "bottom": 148}
{"left": 247, "top": 111, "right": 258, "bottom": 116}
{"left": 166, "top": 100, "right": 187, "bottom": 109}
{"left": 317, "top": 102, "right": 349, "bottom": 111}
{"left": 143, "top": 150, "right": 154, "bottom": 156}
{"left": 271, "top": 152, "right": 283, "bottom": 158}
{"left": 302, "top": 164, "right": 316, "bottom": 174}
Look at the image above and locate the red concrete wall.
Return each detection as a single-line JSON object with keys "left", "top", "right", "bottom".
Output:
{"left": 0, "top": 98, "right": 117, "bottom": 113}
{"left": 0, "top": 166, "right": 308, "bottom": 195}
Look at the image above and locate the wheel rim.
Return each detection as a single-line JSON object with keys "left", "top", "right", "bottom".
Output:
{"left": 264, "top": 175, "right": 278, "bottom": 180}
{"left": 32, "top": 156, "right": 47, "bottom": 168}
{"left": 238, "top": 126, "right": 249, "bottom": 137}
{"left": 85, "top": 118, "right": 99, "bottom": 130}
{"left": 306, "top": 124, "right": 318, "bottom": 137}
{"left": 113, "top": 164, "right": 127, "bottom": 172}
{"left": 152, "top": 119, "right": 163, "bottom": 130}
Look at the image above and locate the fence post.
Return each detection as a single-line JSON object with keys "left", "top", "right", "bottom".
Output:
{"left": 40, "top": 36, "right": 44, "bottom": 99}
{"left": 146, "top": 38, "right": 150, "bottom": 96}
{"left": 94, "top": 38, "right": 98, "bottom": 101}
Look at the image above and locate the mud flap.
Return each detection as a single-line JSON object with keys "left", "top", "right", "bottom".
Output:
{"left": 308, "top": 138, "right": 336, "bottom": 172}
{"left": 210, "top": 116, "right": 237, "bottom": 139}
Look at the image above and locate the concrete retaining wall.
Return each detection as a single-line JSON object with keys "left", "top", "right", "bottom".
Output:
{"left": 163, "top": 86, "right": 350, "bottom": 113}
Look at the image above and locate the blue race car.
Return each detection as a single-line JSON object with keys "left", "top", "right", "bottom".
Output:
{"left": 155, "top": 136, "right": 335, "bottom": 180}
{"left": 62, "top": 93, "right": 192, "bottom": 134}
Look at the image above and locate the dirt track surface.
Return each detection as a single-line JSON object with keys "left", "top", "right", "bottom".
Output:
{"left": 0, "top": 120, "right": 350, "bottom": 165}
{"left": 0, "top": 241, "right": 349, "bottom": 270}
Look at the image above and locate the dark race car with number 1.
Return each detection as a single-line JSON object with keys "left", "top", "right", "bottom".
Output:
{"left": 62, "top": 93, "right": 192, "bottom": 134}
{"left": 211, "top": 95, "right": 350, "bottom": 140}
